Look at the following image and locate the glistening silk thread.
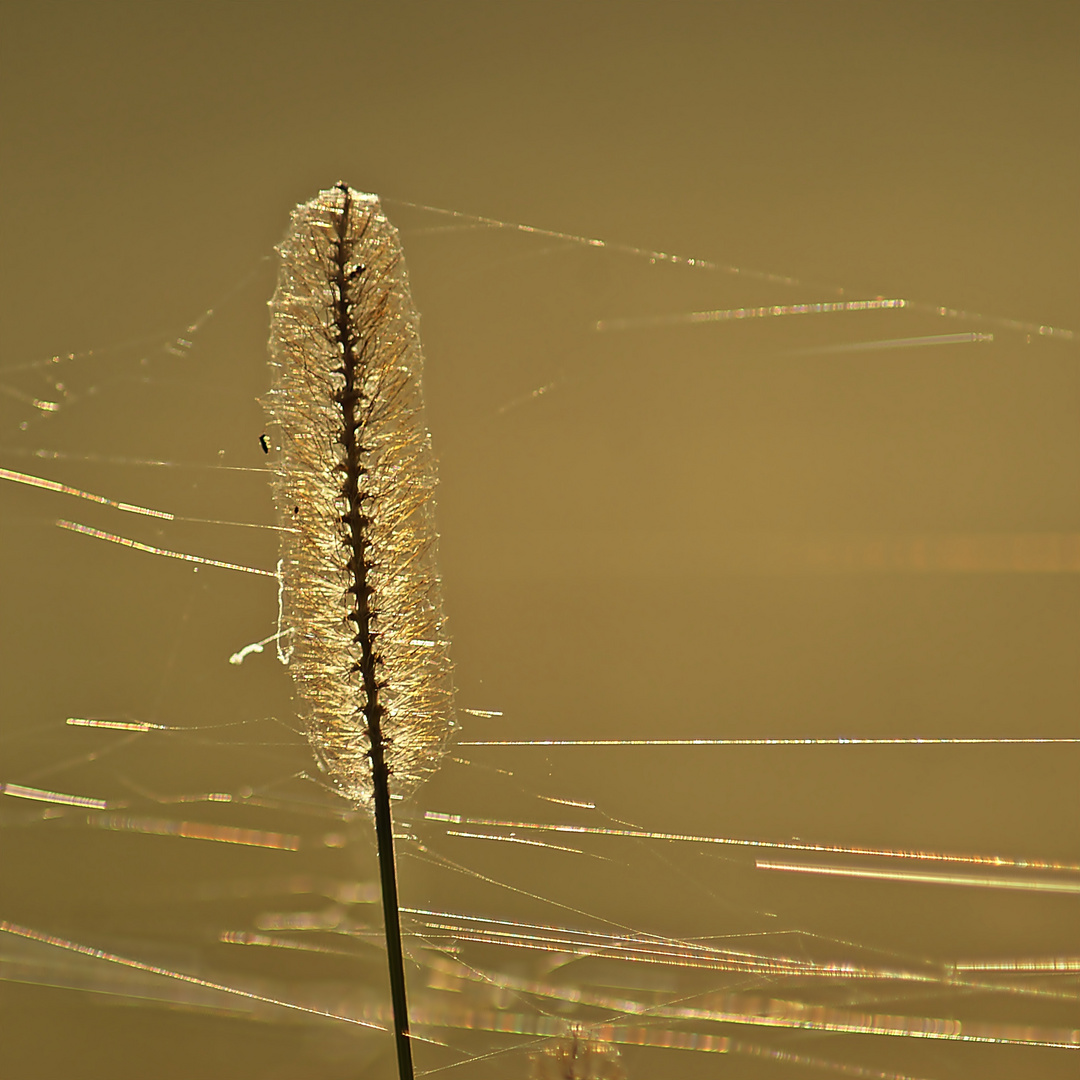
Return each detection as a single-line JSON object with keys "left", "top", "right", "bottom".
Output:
{"left": 4, "top": 186, "right": 1076, "bottom": 1079}
{"left": 266, "top": 183, "right": 455, "bottom": 1080}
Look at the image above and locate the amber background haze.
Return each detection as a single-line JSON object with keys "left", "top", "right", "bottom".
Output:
{"left": 1, "top": 3, "right": 1077, "bottom": 1079}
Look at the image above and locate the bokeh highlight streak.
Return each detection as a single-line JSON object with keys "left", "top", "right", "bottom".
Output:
{"left": 0, "top": 176, "right": 1074, "bottom": 1080}
{"left": 788, "top": 331, "right": 994, "bottom": 355}
{"left": 1, "top": 466, "right": 173, "bottom": 518}
{"left": 80, "top": 812, "right": 301, "bottom": 851}
{"left": 421, "top": 955, "right": 1080, "bottom": 1051}
{"left": 391, "top": 199, "right": 1076, "bottom": 340}
{"left": 0, "top": 782, "right": 108, "bottom": 810}
{"left": 0, "top": 922, "right": 382, "bottom": 1031}
{"left": 461, "top": 736, "right": 1080, "bottom": 746}
{"left": 55, "top": 520, "right": 276, "bottom": 577}
{"left": 596, "top": 298, "right": 908, "bottom": 332}
{"left": 7, "top": 920, "right": 1074, "bottom": 1061}
{"left": 755, "top": 860, "right": 1080, "bottom": 894}
{"left": 427, "top": 812, "right": 1080, "bottom": 873}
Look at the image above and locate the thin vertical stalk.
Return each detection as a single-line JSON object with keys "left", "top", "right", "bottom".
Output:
{"left": 331, "top": 184, "right": 414, "bottom": 1080}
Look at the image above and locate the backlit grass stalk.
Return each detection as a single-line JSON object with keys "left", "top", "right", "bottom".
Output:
{"left": 266, "top": 184, "right": 455, "bottom": 1080}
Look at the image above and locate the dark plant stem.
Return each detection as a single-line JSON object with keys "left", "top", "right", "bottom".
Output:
{"left": 332, "top": 183, "right": 414, "bottom": 1080}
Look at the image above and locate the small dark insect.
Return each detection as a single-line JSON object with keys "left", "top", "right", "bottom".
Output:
{"left": 259, "top": 434, "right": 270, "bottom": 454}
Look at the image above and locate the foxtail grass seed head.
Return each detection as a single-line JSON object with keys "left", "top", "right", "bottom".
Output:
{"left": 266, "top": 184, "right": 455, "bottom": 806}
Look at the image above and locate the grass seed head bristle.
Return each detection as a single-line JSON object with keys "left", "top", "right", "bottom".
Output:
{"left": 267, "top": 183, "right": 454, "bottom": 805}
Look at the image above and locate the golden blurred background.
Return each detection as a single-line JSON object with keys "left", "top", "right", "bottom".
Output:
{"left": 1, "top": 3, "right": 1077, "bottom": 1078}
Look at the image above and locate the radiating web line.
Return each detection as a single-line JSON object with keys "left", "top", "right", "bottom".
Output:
{"left": 6, "top": 920, "right": 989, "bottom": 1078}
{"left": 788, "top": 331, "right": 994, "bottom": 355}
{"left": 0, "top": 445, "right": 273, "bottom": 472}
{"left": 0, "top": 921, "right": 383, "bottom": 1031}
{"left": 3, "top": 195, "right": 1076, "bottom": 1080}
{"left": 1, "top": 466, "right": 173, "bottom": 517}
{"left": 228, "top": 904, "right": 1075, "bottom": 1002}
{"left": 1, "top": 781, "right": 107, "bottom": 810}
{"left": 756, "top": 860, "right": 1080, "bottom": 894}
{"left": 387, "top": 198, "right": 1076, "bottom": 341}
{"left": 596, "top": 297, "right": 908, "bottom": 331}
{"left": 420, "top": 951, "right": 1080, "bottom": 1051}
{"left": 0, "top": 254, "right": 272, "bottom": 377}
{"left": 56, "top": 520, "right": 276, "bottom": 577}
{"left": 461, "top": 736, "right": 1080, "bottom": 746}
{"left": 426, "top": 812, "right": 1080, "bottom": 874}
{"left": 387, "top": 197, "right": 818, "bottom": 290}
{"left": 2, "top": 466, "right": 288, "bottom": 531}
